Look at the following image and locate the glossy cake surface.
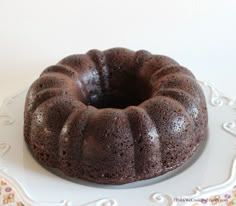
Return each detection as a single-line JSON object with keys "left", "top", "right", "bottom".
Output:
{"left": 24, "top": 48, "right": 208, "bottom": 184}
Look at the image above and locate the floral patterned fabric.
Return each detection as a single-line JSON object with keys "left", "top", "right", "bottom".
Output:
{"left": 0, "top": 180, "right": 25, "bottom": 206}
{"left": 191, "top": 186, "right": 236, "bottom": 206}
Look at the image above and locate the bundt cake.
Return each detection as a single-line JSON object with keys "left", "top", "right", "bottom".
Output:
{"left": 24, "top": 48, "right": 208, "bottom": 184}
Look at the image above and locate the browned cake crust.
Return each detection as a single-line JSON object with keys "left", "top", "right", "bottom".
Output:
{"left": 24, "top": 48, "right": 208, "bottom": 184}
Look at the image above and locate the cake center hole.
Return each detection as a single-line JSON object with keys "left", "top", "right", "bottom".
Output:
{"left": 85, "top": 76, "right": 152, "bottom": 109}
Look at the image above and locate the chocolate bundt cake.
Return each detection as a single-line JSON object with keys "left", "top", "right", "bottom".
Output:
{"left": 24, "top": 48, "right": 208, "bottom": 184}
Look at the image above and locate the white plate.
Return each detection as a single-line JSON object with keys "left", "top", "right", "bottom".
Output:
{"left": 0, "top": 81, "right": 236, "bottom": 206}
